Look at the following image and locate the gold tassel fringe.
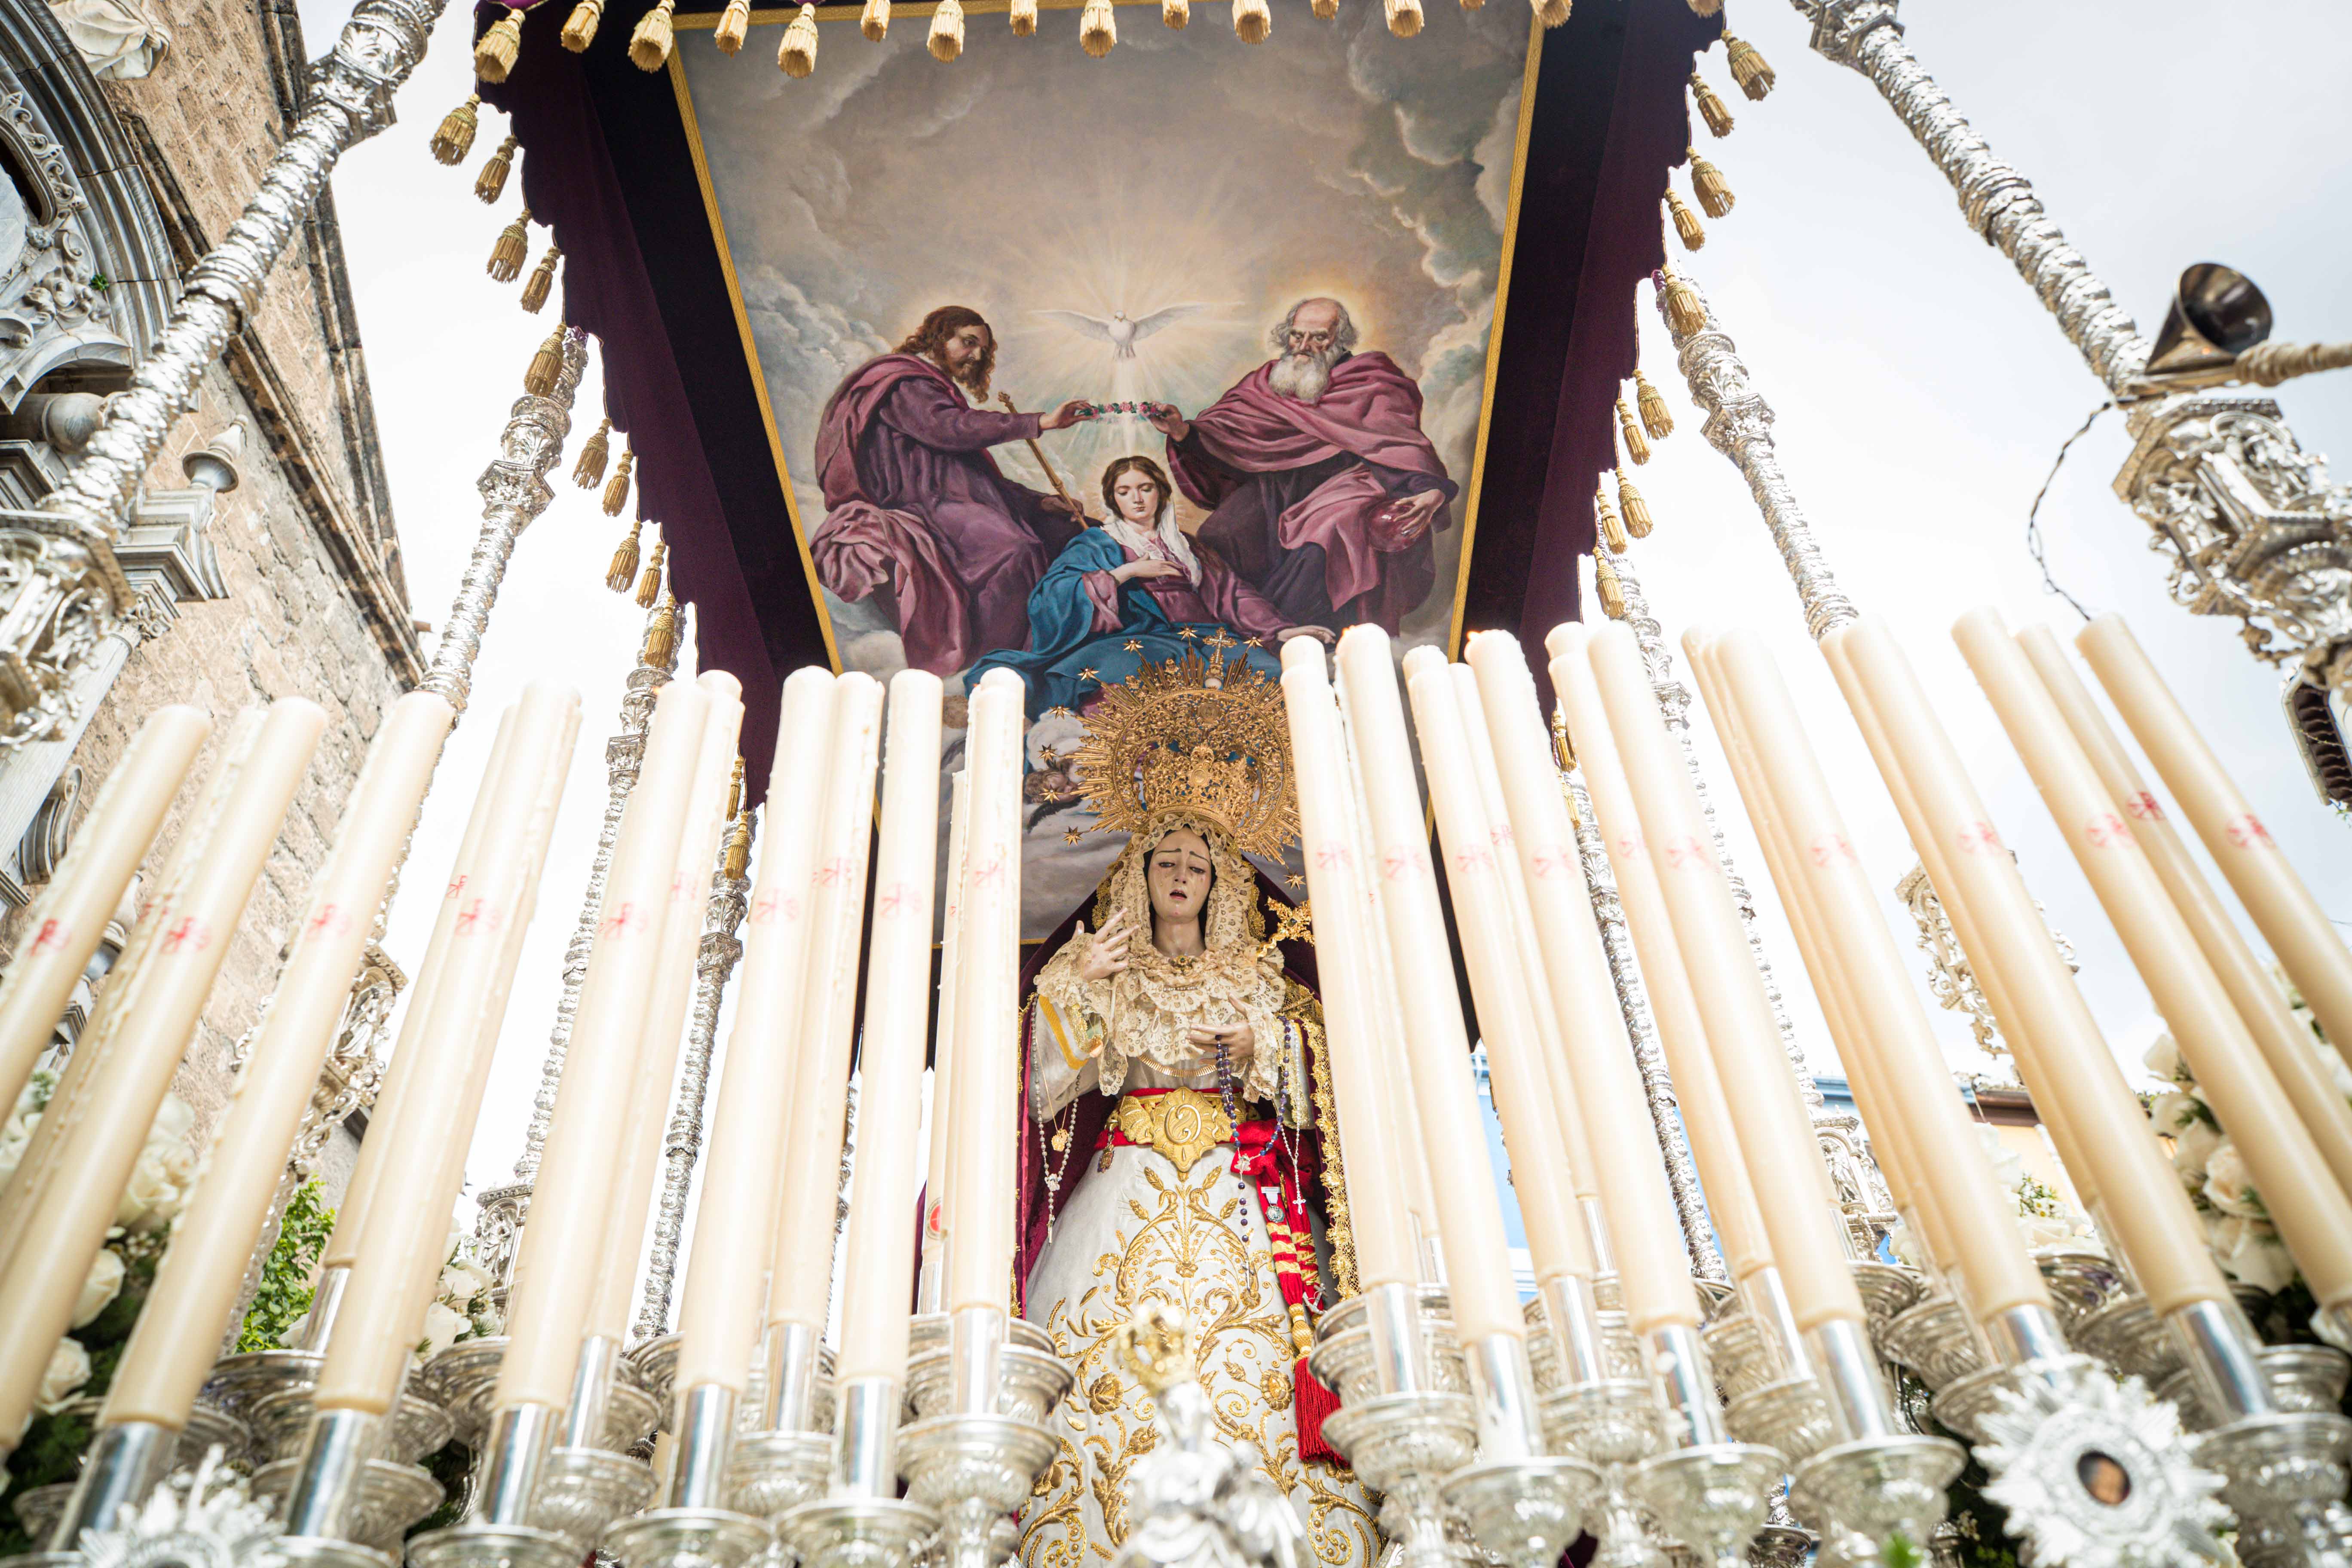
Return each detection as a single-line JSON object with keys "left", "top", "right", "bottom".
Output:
{"left": 561, "top": 0, "right": 603, "bottom": 49}
{"left": 1614, "top": 397, "right": 1650, "bottom": 466}
{"left": 474, "top": 135, "right": 518, "bottom": 204}
{"left": 1384, "top": 0, "right": 1422, "bottom": 37}
{"left": 520, "top": 245, "right": 560, "bottom": 312}
{"left": 862, "top": 0, "right": 890, "bottom": 38}
{"left": 603, "top": 448, "right": 636, "bottom": 517}
{"left": 1723, "top": 33, "right": 1773, "bottom": 100}
{"left": 629, "top": 0, "right": 676, "bottom": 70}
{"left": 726, "top": 757, "right": 746, "bottom": 821}
{"left": 1684, "top": 0, "right": 1719, "bottom": 12}
{"left": 488, "top": 208, "right": 532, "bottom": 282}
{"left": 607, "top": 520, "right": 643, "bottom": 593}
{"left": 715, "top": 0, "right": 750, "bottom": 52}
{"left": 1531, "top": 0, "right": 1568, "bottom": 24}
{"left": 1010, "top": 0, "right": 1037, "bottom": 33}
{"left": 1635, "top": 371, "right": 1673, "bottom": 441}
{"left": 1309, "top": 0, "right": 1335, "bottom": 18}
{"left": 778, "top": 3, "right": 818, "bottom": 74}
{"left": 1615, "top": 470, "right": 1653, "bottom": 539}
{"left": 430, "top": 96, "right": 480, "bottom": 166}
{"left": 474, "top": 10, "right": 523, "bottom": 82}
{"left": 1594, "top": 487, "right": 1627, "bottom": 555}
{"left": 1593, "top": 548, "right": 1626, "bottom": 619}
{"left": 722, "top": 807, "right": 751, "bottom": 879}
{"left": 637, "top": 539, "right": 668, "bottom": 609}
{"left": 1080, "top": 0, "right": 1115, "bottom": 54}
{"left": 928, "top": 0, "right": 964, "bottom": 60}
{"left": 1689, "top": 147, "right": 1733, "bottom": 218}
{"left": 1161, "top": 0, "right": 1188, "bottom": 27}
{"left": 1690, "top": 71, "right": 1733, "bottom": 138}
{"left": 523, "top": 325, "right": 565, "bottom": 397}
{"left": 573, "top": 418, "right": 612, "bottom": 488}
{"left": 643, "top": 595, "right": 679, "bottom": 668}
{"left": 1660, "top": 267, "right": 1706, "bottom": 337}
{"left": 1233, "top": 0, "right": 1268, "bottom": 41}
{"left": 1666, "top": 190, "right": 1704, "bottom": 251}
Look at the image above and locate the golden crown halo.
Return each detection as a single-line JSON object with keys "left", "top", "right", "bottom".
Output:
{"left": 1060, "top": 631, "right": 1299, "bottom": 863}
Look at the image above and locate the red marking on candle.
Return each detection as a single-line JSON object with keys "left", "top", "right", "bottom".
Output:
{"left": 1379, "top": 846, "right": 1423, "bottom": 882}
{"left": 30, "top": 918, "right": 70, "bottom": 955}
{"left": 2124, "top": 791, "right": 2165, "bottom": 822}
{"left": 1957, "top": 822, "right": 2004, "bottom": 856}
{"left": 600, "top": 900, "right": 646, "bottom": 939}
{"left": 877, "top": 882, "right": 913, "bottom": 918}
{"left": 443, "top": 873, "right": 467, "bottom": 900}
{"left": 671, "top": 872, "right": 689, "bottom": 900}
{"left": 1662, "top": 835, "right": 1709, "bottom": 870}
{"left": 970, "top": 848, "right": 1008, "bottom": 888}
{"left": 307, "top": 904, "right": 350, "bottom": 939}
{"left": 816, "top": 856, "right": 855, "bottom": 888}
{"left": 1451, "top": 845, "right": 1495, "bottom": 877}
{"left": 2085, "top": 813, "right": 2131, "bottom": 849}
{"left": 1613, "top": 832, "right": 1647, "bottom": 858}
{"left": 751, "top": 890, "right": 784, "bottom": 925}
{"left": 1529, "top": 845, "right": 1575, "bottom": 879}
{"left": 1491, "top": 822, "right": 1517, "bottom": 850}
{"left": 161, "top": 917, "right": 210, "bottom": 954}
{"left": 455, "top": 899, "right": 500, "bottom": 937}
{"left": 2225, "top": 813, "right": 2275, "bottom": 851}
{"left": 1313, "top": 842, "right": 1354, "bottom": 873}
{"left": 1808, "top": 834, "right": 1858, "bottom": 868}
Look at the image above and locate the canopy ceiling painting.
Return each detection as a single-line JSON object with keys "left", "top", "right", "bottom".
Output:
{"left": 479, "top": 0, "right": 1719, "bottom": 934}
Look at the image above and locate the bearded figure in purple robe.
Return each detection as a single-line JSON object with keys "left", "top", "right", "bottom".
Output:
{"left": 810, "top": 306, "right": 1092, "bottom": 676}
{"left": 1146, "top": 297, "right": 1455, "bottom": 633}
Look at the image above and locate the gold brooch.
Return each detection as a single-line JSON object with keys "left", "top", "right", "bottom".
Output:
{"left": 1115, "top": 1087, "right": 1233, "bottom": 1176}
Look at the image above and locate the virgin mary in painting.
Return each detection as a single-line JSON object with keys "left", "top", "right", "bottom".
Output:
{"left": 969, "top": 457, "right": 1332, "bottom": 721}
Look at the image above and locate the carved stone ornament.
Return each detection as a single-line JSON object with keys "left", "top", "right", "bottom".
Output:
{"left": 44, "top": 0, "right": 172, "bottom": 82}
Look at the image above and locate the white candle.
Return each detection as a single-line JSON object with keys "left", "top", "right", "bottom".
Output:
{"left": 1465, "top": 633, "right": 1703, "bottom": 1335}
{"left": 314, "top": 684, "right": 581, "bottom": 1412}
{"left": 945, "top": 671, "right": 1025, "bottom": 1314}
{"left": 586, "top": 672, "right": 745, "bottom": 1344}
{"left": 0, "top": 699, "right": 325, "bottom": 1448}
{"left": 495, "top": 678, "right": 711, "bottom": 1412}
{"left": 674, "top": 669, "right": 838, "bottom": 1394}
{"left": 0, "top": 706, "right": 209, "bottom": 1119}
{"left": 1334, "top": 627, "right": 1522, "bottom": 1344}
{"left": 919, "top": 769, "right": 972, "bottom": 1309}
{"left": 836, "top": 671, "right": 945, "bottom": 1383}
{"left": 1279, "top": 640, "right": 1412, "bottom": 1289}
{"left": 106, "top": 691, "right": 454, "bottom": 1427}
{"left": 765, "top": 674, "right": 884, "bottom": 1335}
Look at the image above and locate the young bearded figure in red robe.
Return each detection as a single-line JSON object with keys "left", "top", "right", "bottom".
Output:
{"left": 810, "top": 306, "right": 1092, "bottom": 677}
{"left": 1148, "top": 297, "right": 1457, "bottom": 634}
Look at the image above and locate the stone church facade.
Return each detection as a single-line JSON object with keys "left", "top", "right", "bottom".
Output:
{"left": 0, "top": 0, "right": 419, "bottom": 1185}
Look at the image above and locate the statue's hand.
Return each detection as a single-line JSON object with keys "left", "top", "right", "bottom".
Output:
{"left": 1075, "top": 908, "right": 1136, "bottom": 983}
{"left": 1185, "top": 1021, "right": 1254, "bottom": 1075}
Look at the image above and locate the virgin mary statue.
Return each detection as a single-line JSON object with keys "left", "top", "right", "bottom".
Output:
{"left": 1012, "top": 646, "right": 1377, "bottom": 1568}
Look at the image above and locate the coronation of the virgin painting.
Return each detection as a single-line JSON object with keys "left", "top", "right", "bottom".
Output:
{"left": 678, "top": 0, "right": 1536, "bottom": 935}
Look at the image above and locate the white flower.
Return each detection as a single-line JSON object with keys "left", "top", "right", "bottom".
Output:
{"left": 149, "top": 1093, "right": 196, "bottom": 1144}
{"left": 117, "top": 1140, "right": 196, "bottom": 1232}
{"left": 438, "top": 1258, "right": 492, "bottom": 1308}
{"left": 72, "top": 1247, "right": 126, "bottom": 1328}
{"left": 2173, "top": 1117, "right": 2223, "bottom": 1181}
{"left": 418, "top": 1301, "right": 471, "bottom": 1360}
{"left": 37, "top": 1337, "right": 92, "bottom": 1413}
{"left": 2209, "top": 1215, "right": 2297, "bottom": 1292}
{"left": 1886, "top": 1221, "right": 1929, "bottom": 1272}
{"left": 2202, "top": 1142, "right": 2265, "bottom": 1219}
{"left": 1972, "top": 1124, "right": 2027, "bottom": 1194}
{"left": 0, "top": 1110, "right": 34, "bottom": 1191}
{"left": 2016, "top": 1213, "right": 2081, "bottom": 1250}
{"left": 2142, "top": 1031, "right": 2186, "bottom": 1085}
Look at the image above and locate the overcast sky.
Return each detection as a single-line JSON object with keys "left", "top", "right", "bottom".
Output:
{"left": 296, "top": 0, "right": 2352, "bottom": 1223}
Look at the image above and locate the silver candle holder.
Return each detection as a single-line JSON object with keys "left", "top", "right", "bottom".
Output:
{"left": 10, "top": 1403, "right": 253, "bottom": 1563}
{"left": 893, "top": 1307, "right": 1072, "bottom": 1568}
{"left": 410, "top": 1397, "right": 604, "bottom": 1568}
{"left": 600, "top": 1380, "right": 772, "bottom": 1568}
{"left": 1526, "top": 1277, "right": 1669, "bottom": 1568}
{"left": 725, "top": 1321, "right": 843, "bottom": 1537}
{"left": 776, "top": 1373, "right": 937, "bottom": 1568}
{"left": 1624, "top": 1321, "right": 1786, "bottom": 1568}
{"left": 1311, "top": 1283, "right": 1479, "bottom": 1568}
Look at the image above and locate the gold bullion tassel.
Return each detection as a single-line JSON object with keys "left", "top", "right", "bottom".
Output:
{"left": 1010, "top": 0, "right": 1038, "bottom": 34}
{"left": 723, "top": 803, "right": 752, "bottom": 878}
{"left": 779, "top": 4, "right": 819, "bottom": 74}
{"left": 1615, "top": 469, "right": 1654, "bottom": 539}
{"left": 1614, "top": 397, "right": 1650, "bottom": 466}
{"left": 1593, "top": 547, "right": 1627, "bottom": 619}
{"left": 573, "top": 418, "right": 612, "bottom": 488}
{"left": 1594, "top": 487, "right": 1627, "bottom": 554}
{"left": 603, "top": 448, "right": 636, "bottom": 516}
{"left": 1690, "top": 71, "right": 1733, "bottom": 138}
{"left": 928, "top": 0, "right": 965, "bottom": 60}
{"left": 1666, "top": 190, "right": 1704, "bottom": 251}
{"left": 1309, "top": 0, "right": 1336, "bottom": 18}
{"left": 1723, "top": 32, "right": 1773, "bottom": 100}
{"left": 523, "top": 325, "right": 565, "bottom": 397}
{"left": 475, "top": 9, "right": 524, "bottom": 81}
{"left": 1635, "top": 371, "right": 1673, "bottom": 440}
{"left": 1233, "top": 0, "right": 1269, "bottom": 42}
{"left": 562, "top": 0, "right": 604, "bottom": 49}
{"left": 862, "top": 0, "right": 889, "bottom": 39}
{"left": 1684, "top": 0, "right": 1719, "bottom": 13}
{"left": 607, "top": 520, "right": 643, "bottom": 592}
{"left": 726, "top": 757, "right": 746, "bottom": 821}
{"left": 1689, "top": 147, "right": 1733, "bottom": 218}
{"left": 1384, "top": 0, "right": 1423, "bottom": 37}
{"left": 644, "top": 593, "right": 680, "bottom": 668}
{"left": 1660, "top": 266, "right": 1706, "bottom": 336}
{"left": 488, "top": 208, "right": 532, "bottom": 282}
{"left": 475, "top": 135, "right": 518, "bottom": 204}
{"left": 520, "top": 245, "right": 560, "bottom": 312}
{"left": 1161, "top": 0, "right": 1188, "bottom": 28}
{"left": 431, "top": 96, "right": 481, "bottom": 165}
{"left": 637, "top": 539, "right": 668, "bottom": 609}
{"left": 630, "top": 0, "right": 677, "bottom": 70}
{"left": 1531, "top": 0, "right": 1568, "bottom": 26}
{"left": 1080, "top": 0, "right": 1116, "bottom": 55}
{"left": 715, "top": 0, "right": 750, "bottom": 52}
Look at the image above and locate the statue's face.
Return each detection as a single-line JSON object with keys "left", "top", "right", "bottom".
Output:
{"left": 1112, "top": 469, "right": 1162, "bottom": 525}
{"left": 1146, "top": 829, "right": 1213, "bottom": 929}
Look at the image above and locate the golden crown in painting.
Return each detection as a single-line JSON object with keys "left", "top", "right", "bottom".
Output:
{"left": 1064, "top": 633, "right": 1299, "bottom": 862}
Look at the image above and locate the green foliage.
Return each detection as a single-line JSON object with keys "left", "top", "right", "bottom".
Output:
{"left": 236, "top": 1180, "right": 335, "bottom": 1354}
{"left": 1882, "top": 1531, "right": 1923, "bottom": 1568}
{"left": 407, "top": 1439, "right": 475, "bottom": 1540}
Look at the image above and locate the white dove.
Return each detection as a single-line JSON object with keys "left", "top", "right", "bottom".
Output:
{"left": 1035, "top": 303, "right": 1210, "bottom": 360}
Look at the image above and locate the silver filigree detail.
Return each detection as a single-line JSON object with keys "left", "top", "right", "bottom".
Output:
{"left": 77, "top": 1448, "right": 285, "bottom": 1568}
{"left": 1975, "top": 1366, "right": 2226, "bottom": 1568}
{"left": 1894, "top": 862, "right": 2078, "bottom": 1063}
